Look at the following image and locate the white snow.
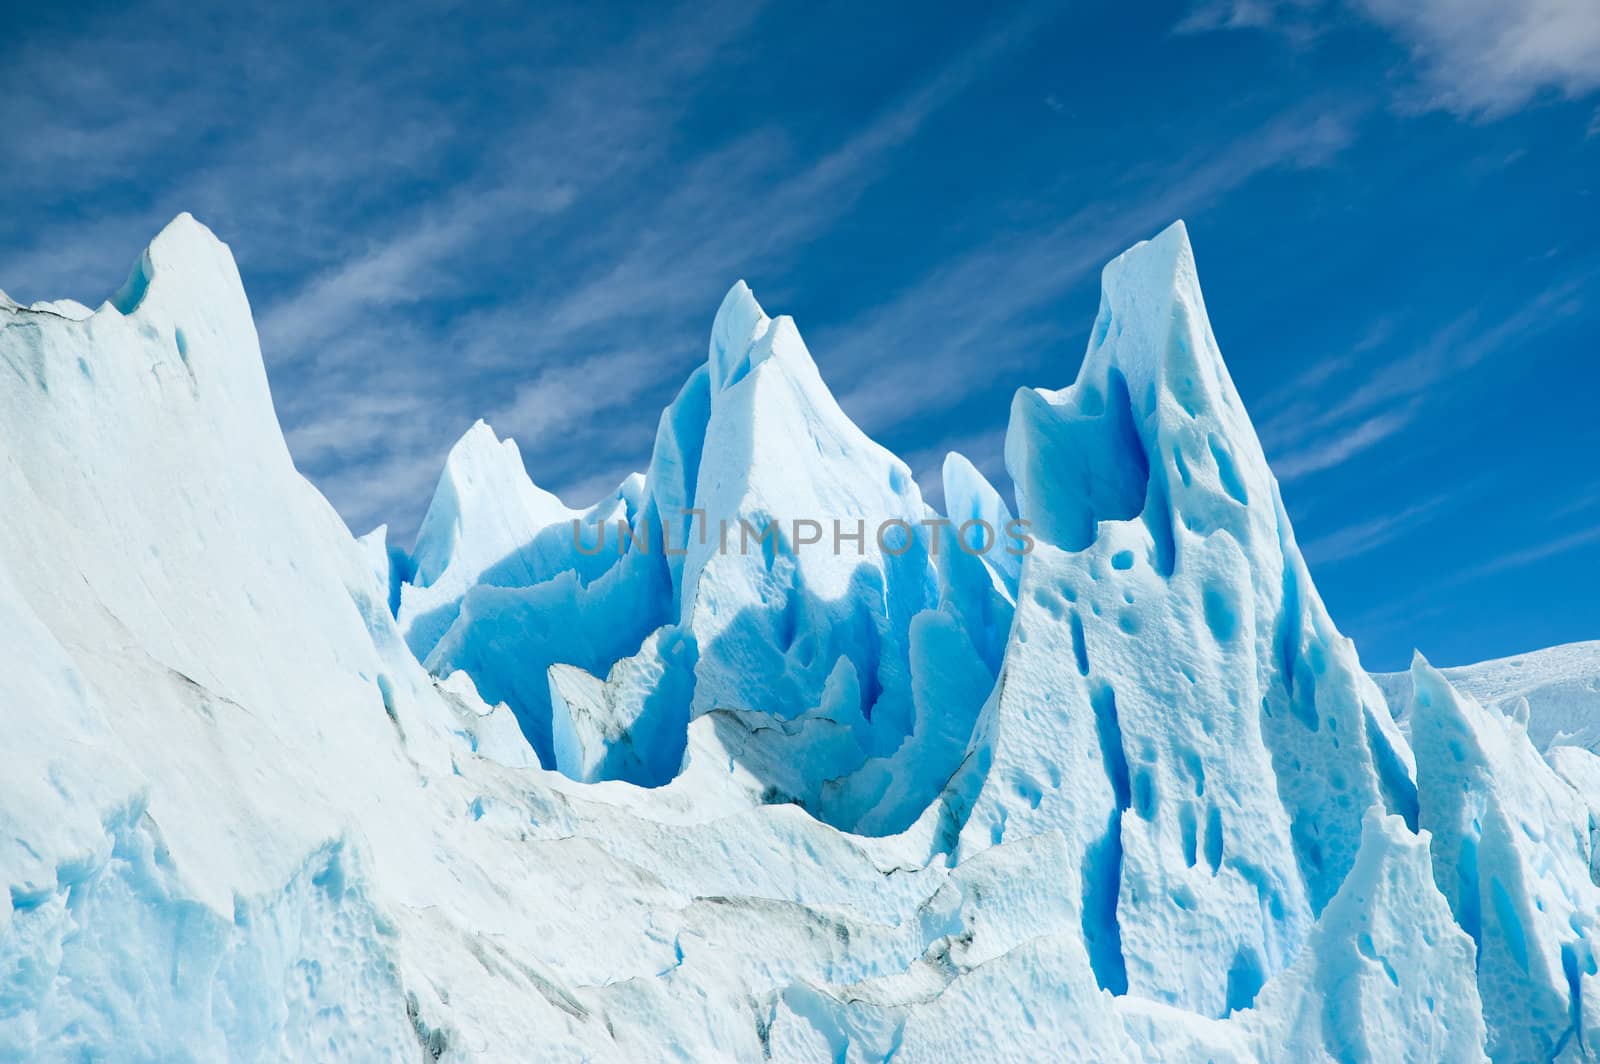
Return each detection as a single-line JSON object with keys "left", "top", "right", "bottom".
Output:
{"left": 1410, "top": 654, "right": 1599, "bottom": 1059}
{"left": 0, "top": 213, "right": 1592, "bottom": 1061}
{"left": 1375, "top": 640, "right": 1600, "bottom": 753}
{"left": 399, "top": 419, "right": 580, "bottom": 660}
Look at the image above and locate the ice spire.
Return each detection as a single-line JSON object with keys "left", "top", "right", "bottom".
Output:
{"left": 399, "top": 420, "right": 577, "bottom": 659}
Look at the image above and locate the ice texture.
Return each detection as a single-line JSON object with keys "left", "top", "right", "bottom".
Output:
{"left": 0, "top": 213, "right": 1592, "bottom": 1061}
{"left": 1410, "top": 655, "right": 1600, "bottom": 1059}
{"left": 1376, "top": 640, "right": 1600, "bottom": 753}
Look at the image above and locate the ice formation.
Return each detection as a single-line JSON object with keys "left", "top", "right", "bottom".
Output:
{"left": 1, "top": 213, "right": 1595, "bottom": 1061}
{"left": 1377, "top": 640, "right": 1600, "bottom": 754}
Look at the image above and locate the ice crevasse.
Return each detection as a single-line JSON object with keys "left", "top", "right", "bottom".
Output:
{"left": 0, "top": 213, "right": 1596, "bottom": 1061}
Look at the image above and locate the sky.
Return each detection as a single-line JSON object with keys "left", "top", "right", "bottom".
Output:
{"left": 2, "top": 0, "right": 1596, "bottom": 672}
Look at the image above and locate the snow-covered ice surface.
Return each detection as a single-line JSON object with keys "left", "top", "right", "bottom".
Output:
{"left": 1375, "top": 641, "right": 1600, "bottom": 754}
{"left": 0, "top": 214, "right": 1593, "bottom": 1061}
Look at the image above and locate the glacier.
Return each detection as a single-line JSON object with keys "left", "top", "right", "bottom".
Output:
{"left": 1376, "top": 641, "right": 1600, "bottom": 755}
{"left": 0, "top": 213, "right": 1595, "bottom": 1061}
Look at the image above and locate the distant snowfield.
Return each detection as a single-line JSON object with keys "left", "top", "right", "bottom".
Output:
{"left": 0, "top": 215, "right": 1595, "bottom": 1061}
{"left": 1375, "top": 641, "right": 1600, "bottom": 754}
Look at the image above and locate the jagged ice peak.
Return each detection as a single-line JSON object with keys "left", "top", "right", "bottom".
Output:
{"left": 0, "top": 213, "right": 1595, "bottom": 1061}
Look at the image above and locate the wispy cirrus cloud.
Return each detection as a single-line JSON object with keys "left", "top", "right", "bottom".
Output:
{"left": 1176, "top": 0, "right": 1325, "bottom": 41}
{"left": 1300, "top": 485, "right": 1471, "bottom": 565}
{"left": 0, "top": 2, "right": 1374, "bottom": 541}
{"left": 1345, "top": 513, "right": 1600, "bottom": 662}
{"left": 0, "top": 0, "right": 784, "bottom": 539}
{"left": 1456, "top": 524, "right": 1600, "bottom": 582}
{"left": 262, "top": 2, "right": 1062, "bottom": 534}
{"left": 1179, "top": 0, "right": 1600, "bottom": 117}
{"left": 822, "top": 104, "right": 1359, "bottom": 445}
{"left": 1269, "top": 407, "right": 1419, "bottom": 482}
{"left": 1257, "top": 271, "right": 1588, "bottom": 483}
{"left": 1358, "top": 0, "right": 1600, "bottom": 116}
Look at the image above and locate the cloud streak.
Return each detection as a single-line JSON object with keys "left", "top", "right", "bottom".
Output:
{"left": 1270, "top": 407, "right": 1418, "bottom": 482}
{"left": 1179, "top": 0, "right": 1600, "bottom": 116}
{"left": 1258, "top": 271, "right": 1589, "bottom": 483}
{"left": 244, "top": 2, "right": 1060, "bottom": 537}
{"left": 1357, "top": 0, "right": 1600, "bottom": 116}
{"left": 1300, "top": 485, "right": 1469, "bottom": 565}
{"left": 1457, "top": 524, "right": 1600, "bottom": 582}
{"left": 824, "top": 105, "right": 1360, "bottom": 443}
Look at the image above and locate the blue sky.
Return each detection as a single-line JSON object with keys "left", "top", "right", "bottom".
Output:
{"left": 2, "top": 0, "right": 1596, "bottom": 671}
